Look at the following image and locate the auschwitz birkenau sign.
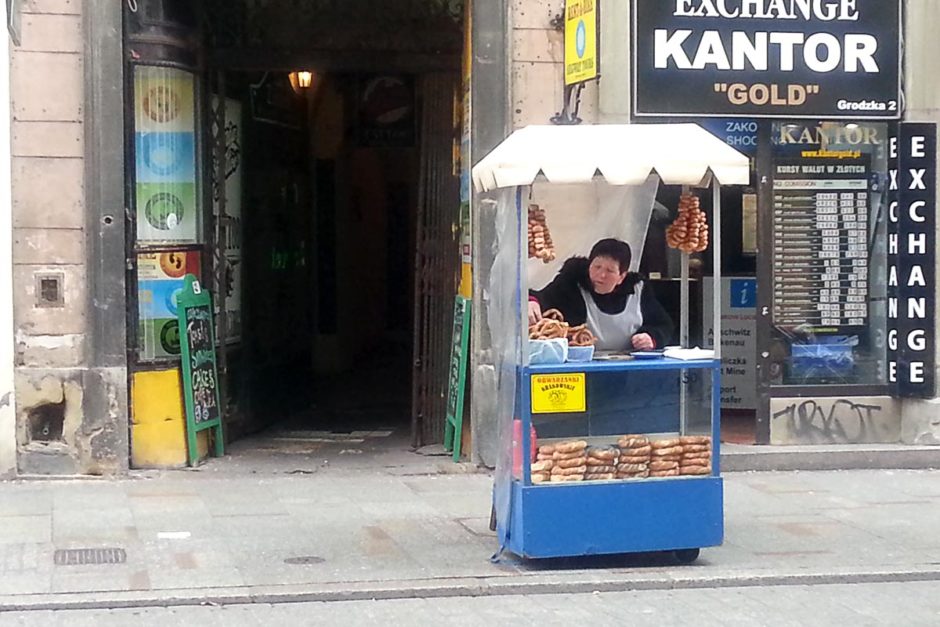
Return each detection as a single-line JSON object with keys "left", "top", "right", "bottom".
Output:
{"left": 632, "top": 0, "right": 901, "bottom": 119}
{"left": 887, "top": 123, "right": 937, "bottom": 398}
{"left": 565, "top": 0, "right": 598, "bottom": 85}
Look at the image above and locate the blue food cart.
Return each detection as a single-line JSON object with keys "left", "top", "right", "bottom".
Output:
{"left": 472, "top": 124, "right": 751, "bottom": 562}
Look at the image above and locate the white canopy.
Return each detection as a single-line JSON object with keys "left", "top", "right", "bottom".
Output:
{"left": 472, "top": 123, "right": 751, "bottom": 192}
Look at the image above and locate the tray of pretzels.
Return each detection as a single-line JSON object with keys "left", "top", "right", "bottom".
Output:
{"left": 529, "top": 309, "right": 597, "bottom": 347}
{"left": 530, "top": 435, "right": 713, "bottom": 485}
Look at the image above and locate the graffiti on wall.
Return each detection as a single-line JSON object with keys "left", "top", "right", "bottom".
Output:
{"left": 770, "top": 396, "right": 900, "bottom": 444}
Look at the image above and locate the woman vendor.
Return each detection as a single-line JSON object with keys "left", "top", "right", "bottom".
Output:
{"left": 528, "top": 238, "right": 673, "bottom": 352}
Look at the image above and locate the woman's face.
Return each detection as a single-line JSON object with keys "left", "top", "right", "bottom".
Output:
{"left": 588, "top": 255, "right": 627, "bottom": 295}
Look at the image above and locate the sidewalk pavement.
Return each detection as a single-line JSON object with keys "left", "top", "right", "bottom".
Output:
{"left": 1, "top": 432, "right": 940, "bottom": 611}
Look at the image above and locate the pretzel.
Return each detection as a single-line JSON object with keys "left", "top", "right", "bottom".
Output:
{"left": 618, "top": 435, "right": 650, "bottom": 448}
{"left": 542, "top": 308, "right": 565, "bottom": 322}
{"left": 550, "top": 465, "right": 586, "bottom": 476}
{"left": 569, "top": 328, "right": 597, "bottom": 347}
{"left": 667, "top": 193, "right": 709, "bottom": 253}
{"left": 550, "top": 474, "right": 583, "bottom": 483}
{"left": 528, "top": 205, "right": 556, "bottom": 263}
{"left": 617, "top": 462, "right": 648, "bottom": 473}
{"left": 652, "top": 446, "right": 684, "bottom": 457}
{"left": 555, "top": 440, "right": 588, "bottom": 454}
{"left": 583, "top": 465, "right": 617, "bottom": 474}
{"left": 650, "top": 460, "right": 679, "bottom": 471}
{"left": 553, "top": 450, "right": 588, "bottom": 461}
{"left": 531, "top": 319, "right": 567, "bottom": 340}
{"left": 556, "top": 456, "right": 588, "bottom": 469}
{"left": 586, "top": 446, "right": 619, "bottom": 461}
{"left": 531, "top": 460, "right": 553, "bottom": 472}
{"left": 651, "top": 469, "right": 680, "bottom": 477}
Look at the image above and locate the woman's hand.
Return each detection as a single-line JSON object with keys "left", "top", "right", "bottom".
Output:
{"left": 528, "top": 300, "right": 543, "bottom": 325}
{"left": 631, "top": 333, "right": 655, "bottom": 351}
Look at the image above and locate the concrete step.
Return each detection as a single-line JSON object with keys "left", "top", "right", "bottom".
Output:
{"left": 721, "top": 443, "right": 940, "bottom": 472}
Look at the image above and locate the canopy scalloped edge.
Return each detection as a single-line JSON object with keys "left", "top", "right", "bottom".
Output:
{"left": 472, "top": 124, "right": 751, "bottom": 192}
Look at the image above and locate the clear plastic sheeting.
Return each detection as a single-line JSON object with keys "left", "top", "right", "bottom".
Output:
{"left": 526, "top": 177, "right": 660, "bottom": 290}
{"left": 483, "top": 188, "right": 525, "bottom": 542}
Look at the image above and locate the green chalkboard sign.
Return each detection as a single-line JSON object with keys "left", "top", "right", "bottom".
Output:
{"left": 177, "top": 274, "right": 224, "bottom": 466}
{"left": 443, "top": 296, "right": 471, "bottom": 462}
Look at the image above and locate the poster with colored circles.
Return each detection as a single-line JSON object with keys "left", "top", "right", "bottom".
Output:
{"left": 134, "top": 67, "right": 200, "bottom": 244}
{"left": 137, "top": 251, "right": 202, "bottom": 360}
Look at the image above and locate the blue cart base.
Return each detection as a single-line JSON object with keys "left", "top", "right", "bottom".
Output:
{"left": 499, "top": 476, "right": 723, "bottom": 560}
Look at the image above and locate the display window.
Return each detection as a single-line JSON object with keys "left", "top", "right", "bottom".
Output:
{"left": 768, "top": 121, "right": 889, "bottom": 386}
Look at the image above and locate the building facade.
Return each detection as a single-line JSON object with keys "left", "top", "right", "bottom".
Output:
{"left": 470, "top": 0, "right": 940, "bottom": 466}
{"left": 2, "top": 1, "right": 939, "bottom": 477}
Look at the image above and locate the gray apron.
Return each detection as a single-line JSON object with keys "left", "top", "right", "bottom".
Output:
{"left": 579, "top": 282, "right": 645, "bottom": 352}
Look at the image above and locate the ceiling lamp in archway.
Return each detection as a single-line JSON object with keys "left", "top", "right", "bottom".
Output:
{"left": 289, "top": 71, "right": 315, "bottom": 93}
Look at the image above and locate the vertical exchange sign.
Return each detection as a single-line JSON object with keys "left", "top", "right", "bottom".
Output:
{"left": 888, "top": 123, "right": 937, "bottom": 398}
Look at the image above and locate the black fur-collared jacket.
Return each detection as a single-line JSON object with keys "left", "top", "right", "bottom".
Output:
{"left": 530, "top": 257, "right": 674, "bottom": 348}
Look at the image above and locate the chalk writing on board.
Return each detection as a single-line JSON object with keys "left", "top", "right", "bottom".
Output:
{"left": 185, "top": 306, "right": 219, "bottom": 424}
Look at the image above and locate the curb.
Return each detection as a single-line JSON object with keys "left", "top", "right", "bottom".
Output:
{"left": 3, "top": 567, "right": 940, "bottom": 612}
{"left": 721, "top": 445, "right": 940, "bottom": 472}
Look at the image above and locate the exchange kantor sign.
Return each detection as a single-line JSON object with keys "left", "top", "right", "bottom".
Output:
{"left": 772, "top": 157, "right": 871, "bottom": 333}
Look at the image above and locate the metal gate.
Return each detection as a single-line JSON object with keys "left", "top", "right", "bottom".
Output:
{"left": 209, "top": 74, "right": 227, "bottom": 407}
{"left": 411, "top": 72, "right": 462, "bottom": 447}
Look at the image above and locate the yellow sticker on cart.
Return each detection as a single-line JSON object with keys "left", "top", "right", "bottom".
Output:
{"left": 531, "top": 373, "right": 586, "bottom": 413}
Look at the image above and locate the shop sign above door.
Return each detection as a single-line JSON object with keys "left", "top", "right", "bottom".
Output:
{"left": 564, "top": 0, "right": 598, "bottom": 86}
{"left": 631, "top": 0, "right": 901, "bottom": 119}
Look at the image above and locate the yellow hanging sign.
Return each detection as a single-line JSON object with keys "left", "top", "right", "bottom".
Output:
{"left": 531, "top": 373, "right": 587, "bottom": 414}
{"left": 564, "top": 0, "right": 598, "bottom": 86}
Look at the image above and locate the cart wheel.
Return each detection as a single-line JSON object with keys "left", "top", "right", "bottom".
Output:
{"left": 489, "top": 505, "right": 497, "bottom": 531}
{"left": 673, "top": 548, "right": 700, "bottom": 564}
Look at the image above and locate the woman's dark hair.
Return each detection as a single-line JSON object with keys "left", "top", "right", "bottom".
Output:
{"left": 588, "top": 238, "right": 632, "bottom": 273}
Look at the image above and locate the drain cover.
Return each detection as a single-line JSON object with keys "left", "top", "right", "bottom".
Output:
{"left": 284, "top": 556, "right": 325, "bottom": 565}
{"left": 54, "top": 548, "right": 127, "bottom": 566}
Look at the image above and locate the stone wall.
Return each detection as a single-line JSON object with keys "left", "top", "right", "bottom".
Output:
{"left": 9, "top": 0, "right": 124, "bottom": 475}
{"left": 0, "top": 7, "right": 14, "bottom": 478}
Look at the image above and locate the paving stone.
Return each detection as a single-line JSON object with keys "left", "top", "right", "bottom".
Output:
{"left": 3, "top": 463, "right": 940, "bottom": 613}
{"left": 0, "top": 516, "right": 51, "bottom": 545}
